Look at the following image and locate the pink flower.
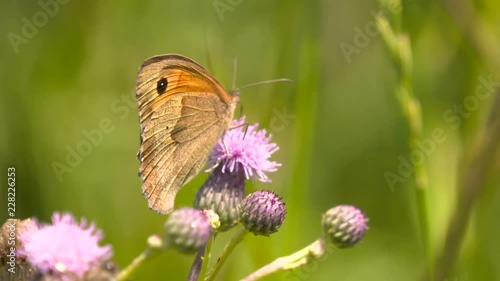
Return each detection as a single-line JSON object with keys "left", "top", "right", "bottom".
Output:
{"left": 19, "top": 212, "right": 112, "bottom": 278}
{"left": 208, "top": 117, "right": 281, "bottom": 182}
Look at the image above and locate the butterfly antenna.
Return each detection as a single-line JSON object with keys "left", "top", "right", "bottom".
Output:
{"left": 243, "top": 123, "right": 249, "bottom": 139}
{"left": 222, "top": 139, "right": 230, "bottom": 157}
{"left": 237, "top": 78, "right": 293, "bottom": 91}
{"left": 232, "top": 55, "right": 238, "bottom": 90}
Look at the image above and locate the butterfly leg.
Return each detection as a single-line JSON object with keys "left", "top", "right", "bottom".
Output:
{"left": 228, "top": 122, "right": 249, "bottom": 139}
{"left": 222, "top": 138, "right": 230, "bottom": 157}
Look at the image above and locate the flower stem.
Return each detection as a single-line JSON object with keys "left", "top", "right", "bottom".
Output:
{"left": 198, "top": 232, "right": 216, "bottom": 281}
{"left": 240, "top": 239, "right": 326, "bottom": 281}
{"left": 187, "top": 247, "right": 205, "bottom": 281}
{"left": 205, "top": 227, "right": 248, "bottom": 281}
{"left": 116, "top": 249, "right": 153, "bottom": 281}
{"left": 116, "top": 235, "right": 165, "bottom": 281}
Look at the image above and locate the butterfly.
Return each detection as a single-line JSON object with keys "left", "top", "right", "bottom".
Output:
{"left": 136, "top": 54, "right": 240, "bottom": 214}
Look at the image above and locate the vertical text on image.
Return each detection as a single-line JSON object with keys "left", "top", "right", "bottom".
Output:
{"left": 6, "top": 167, "right": 17, "bottom": 273}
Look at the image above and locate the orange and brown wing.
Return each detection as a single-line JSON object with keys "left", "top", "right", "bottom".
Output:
{"left": 136, "top": 54, "right": 236, "bottom": 214}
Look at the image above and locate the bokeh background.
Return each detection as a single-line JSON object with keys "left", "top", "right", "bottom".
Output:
{"left": 1, "top": 0, "right": 499, "bottom": 280}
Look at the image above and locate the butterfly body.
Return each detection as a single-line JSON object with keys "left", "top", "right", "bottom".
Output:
{"left": 136, "top": 54, "right": 239, "bottom": 214}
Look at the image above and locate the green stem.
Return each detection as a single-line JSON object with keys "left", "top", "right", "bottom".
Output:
{"left": 390, "top": 0, "right": 402, "bottom": 34}
{"left": 376, "top": 13, "right": 434, "bottom": 278}
{"left": 205, "top": 227, "right": 248, "bottom": 281}
{"left": 116, "top": 235, "right": 165, "bottom": 281}
{"left": 431, "top": 0, "right": 500, "bottom": 279}
{"left": 240, "top": 239, "right": 325, "bottom": 281}
{"left": 434, "top": 94, "right": 500, "bottom": 280}
{"left": 198, "top": 232, "right": 216, "bottom": 281}
{"left": 187, "top": 248, "right": 205, "bottom": 281}
{"left": 116, "top": 249, "right": 153, "bottom": 281}
{"left": 442, "top": 0, "right": 500, "bottom": 69}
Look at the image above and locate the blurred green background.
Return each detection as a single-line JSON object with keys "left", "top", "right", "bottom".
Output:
{"left": 1, "top": 0, "right": 499, "bottom": 280}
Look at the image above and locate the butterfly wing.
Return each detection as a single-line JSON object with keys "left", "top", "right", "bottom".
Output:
{"left": 136, "top": 54, "right": 237, "bottom": 214}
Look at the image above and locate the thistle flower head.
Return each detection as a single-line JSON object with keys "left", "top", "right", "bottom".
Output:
{"left": 18, "top": 212, "right": 112, "bottom": 278}
{"left": 164, "top": 208, "right": 211, "bottom": 254}
{"left": 208, "top": 117, "right": 281, "bottom": 182}
{"left": 195, "top": 166, "right": 246, "bottom": 232}
{"left": 322, "top": 205, "right": 368, "bottom": 248}
{"left": 239, "top": 190, "right": 286, "bottom": 236}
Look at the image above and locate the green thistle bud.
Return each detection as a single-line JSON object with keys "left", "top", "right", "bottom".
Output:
{"left": 194, "top": 166, "right": 246, "bottom": 232}
{"left": 321, "top": 205, "right": 368, "bottom": 248}
{"left": 239, "top": 190, "right": 286, "bottom": 236}
{"left": 146, "top": 234, "right": 164, "bottom": 249}
{"left": 164, "top": 208, "right": 211, "bottom": 254}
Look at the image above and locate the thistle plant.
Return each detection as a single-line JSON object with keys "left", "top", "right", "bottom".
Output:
{"left": 1, "top": 214, "right": 114, "bottom": 281}
{"left": 164, "top": 208, "right": 213, "bottom": 254}
{"left": 194, "top": 117, "right": 280, "bottom": 232}
{"left": 240, "top": 205, "right": 368, "bottom": 281}
{"left": 194, "top": 166, "right": 246, "bottom": 232}
{"left": 239, "top": 190, "right": 286, "bottom": 236}
{"left": 1, "top": 116, "right": 369, "bottom": 281}
{"left": 322, "top": 205, "right": 369, "bottom": 249}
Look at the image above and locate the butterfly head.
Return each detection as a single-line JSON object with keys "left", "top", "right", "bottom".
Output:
{"left": 230, "top": 88, "right": 241, "bottom": 99}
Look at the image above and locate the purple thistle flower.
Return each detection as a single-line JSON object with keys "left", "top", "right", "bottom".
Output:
{"left": 18, "top": 212, "right": 112, "bottom": 278}
{"left": 322, "top": 205, "right": 368, "bottom": 248}
{"left": 195, "top": 166, "right": 246, "bottom": 232}
{"left": 239, "top": 190, "right": 286, "bottom": 236}
{"left": 207, "top": 117, "right": 281, "bottom": 182}
{"left": 164, "top": 208, "right": 212, "bottom": 254}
